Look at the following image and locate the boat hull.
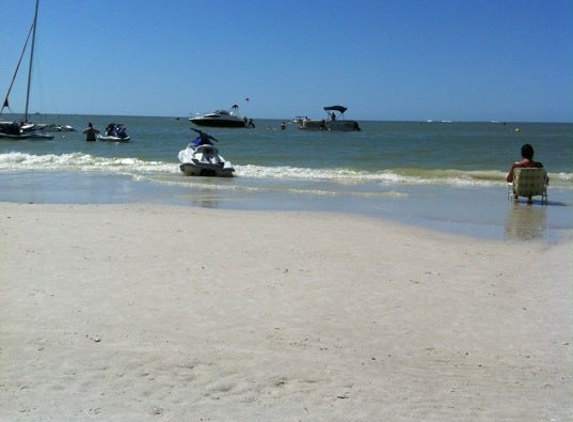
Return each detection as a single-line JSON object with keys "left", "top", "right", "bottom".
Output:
{"left": 298, "top": 120, "right": 361, "bottom": 131}
{"left": 0, "top": 128, "right": 54, "bottom": 140}
{"left": 96, "top": 135, "right": 131, "bottom": 143}
{"left": 189, "top": 118, "right": 246, "bottom": 128}
{"left": 328, "top": 120, "right": 361, "bottom": 131}
{"left": 43, "top": 124, "right": 75, "bottom": 132}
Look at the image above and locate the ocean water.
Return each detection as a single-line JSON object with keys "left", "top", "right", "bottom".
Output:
{"left": 1, "top": 114, "right": 572, "bottom": 240}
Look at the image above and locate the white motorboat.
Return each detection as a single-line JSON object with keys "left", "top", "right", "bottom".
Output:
{"left": 43, "top": 123, "right": 76, "bottom": 132}
{"left": 189, "top": 104, "right": 254, "bottom": 128}
{"left": 177, "top": 129, "right": 235, "bottom": 177}
{"left": 97, "top": 123, "right": 131, "bottom": 142}
{"left": 298, "top": 105, "right": 361, "bottom": 131}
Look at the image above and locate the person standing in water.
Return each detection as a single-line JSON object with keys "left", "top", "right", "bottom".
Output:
{"left": 82, "top": 122, "right": 100, "bottom": 142}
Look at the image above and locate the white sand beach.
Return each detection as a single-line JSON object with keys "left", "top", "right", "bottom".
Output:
{"left": 1, "top": 202, "right": 571, "bottom": 421}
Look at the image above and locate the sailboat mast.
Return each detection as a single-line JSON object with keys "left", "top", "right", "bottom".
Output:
{"left": 24, "top": 0, "right": 40, "bottom": 122}
{"left": 0, "top": 23, "right": 34, "bottom": 115}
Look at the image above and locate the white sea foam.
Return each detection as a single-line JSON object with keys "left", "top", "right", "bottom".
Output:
{"left": 0, "top": 152, "right": 178, "bottom": 174}
{"left": 1, "top": 152, "right": 570, "bottom": 189}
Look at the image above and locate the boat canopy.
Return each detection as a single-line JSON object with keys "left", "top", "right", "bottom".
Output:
{"left": 324, "top": 105, "right": 347, "bottom": 113}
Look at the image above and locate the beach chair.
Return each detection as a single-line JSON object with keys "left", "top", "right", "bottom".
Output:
{"left": 508, "top": 167, "right": 548, "bottom": 204}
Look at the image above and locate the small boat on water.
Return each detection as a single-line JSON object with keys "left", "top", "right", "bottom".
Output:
{"left": 97, "top": 123, "right": 131, "bottom": 142}
{"left": 298, "top": 105, "right": 361, "bottom": 131}
{"left": 177, "top": 129, "right": 235, "bottom": 177}
{"left": 42, "top": 123, "right": 75, "bottom": 132}
{"left": 189, "top": 104, "right": 255, "bottom": 128}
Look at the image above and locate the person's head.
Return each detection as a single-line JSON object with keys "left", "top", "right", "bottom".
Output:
{"left": 88, "top": 122, "right": 93, "bottom": 128}
{"left": 521, "top": 143, "right": 534, "bottom": 160}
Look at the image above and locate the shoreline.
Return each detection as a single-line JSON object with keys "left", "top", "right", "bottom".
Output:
{"left": 1, "top": 202, "right": 572, "bottom": 421}
{"left": 0, "top": 171, "right": 572, "bottom": 242}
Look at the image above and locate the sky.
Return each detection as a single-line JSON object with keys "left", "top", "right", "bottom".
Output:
{"left": 1, "top": 0, "right": 572, "bottom": 122}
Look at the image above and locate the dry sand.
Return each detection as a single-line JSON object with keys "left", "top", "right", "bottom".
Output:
{"left": 1, "top": 202, "right": 571, "bottom": 422}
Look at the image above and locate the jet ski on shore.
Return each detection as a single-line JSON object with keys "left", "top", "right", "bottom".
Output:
{"left": 177, "top": 128, "right": 235, "bottom": 177}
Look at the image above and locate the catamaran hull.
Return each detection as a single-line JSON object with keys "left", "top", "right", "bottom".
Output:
{"left": 0, "top": 129, "right": 54, "bottom": 140}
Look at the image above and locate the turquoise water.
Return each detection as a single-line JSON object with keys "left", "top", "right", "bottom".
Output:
{"left": 1, "top": 114, "right": 572, "bottom": 240}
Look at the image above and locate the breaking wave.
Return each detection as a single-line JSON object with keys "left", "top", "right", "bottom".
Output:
{"left": 1, "top": 152, "right": 571, "bottom": 189}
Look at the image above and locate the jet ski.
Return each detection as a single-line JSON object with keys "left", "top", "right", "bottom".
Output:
{"left": 97, "top": 123, "right": 131, "bottom": 142}
{"left": 177, "top": 128, "right": 235, "bottom": 177}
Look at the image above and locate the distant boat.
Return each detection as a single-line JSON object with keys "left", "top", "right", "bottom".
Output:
{"left": 42, "top": 123, "right": 76, "bottom": 132}
{"left": 189, "top": 104, "right": 255, "bottom": 128}
{"left": 0, "top": 0, "right": 54, "bottom": 140}
{"left": 298, "top": 105, "right": 361, "bottom": 132}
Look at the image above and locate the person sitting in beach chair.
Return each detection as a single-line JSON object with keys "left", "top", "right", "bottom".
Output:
{"left": 506, "top": 143, "right": 548, "bottom": 204}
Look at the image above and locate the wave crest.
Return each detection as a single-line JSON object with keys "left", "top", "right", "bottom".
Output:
{"left": 1, "top": 152, "right": 571, "bottom": 188}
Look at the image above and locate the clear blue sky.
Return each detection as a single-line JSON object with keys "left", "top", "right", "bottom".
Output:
{"left": 1, "top": 0, "right": 572, "bottom": 122}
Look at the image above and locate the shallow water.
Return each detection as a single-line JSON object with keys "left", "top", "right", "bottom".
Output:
{"left": 1, "top": 115, "right": 571, "bottom": 241}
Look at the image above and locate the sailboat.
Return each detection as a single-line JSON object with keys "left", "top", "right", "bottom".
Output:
{"left": 0, "top": 0, "right": 54, "bottom": 140}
